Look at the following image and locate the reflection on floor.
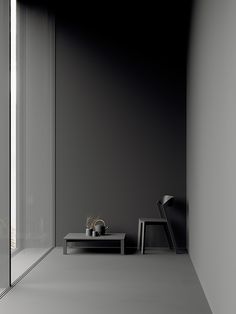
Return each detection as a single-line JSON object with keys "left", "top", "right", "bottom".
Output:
{"left": 11, "top": 248, "right": 51, "bottom": 283}
{"left": 0, "top": 248, "right": 212, "bottom": 314}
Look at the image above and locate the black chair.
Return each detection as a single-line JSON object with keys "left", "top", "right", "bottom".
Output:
{"left": 137, "top": 195, "right": 177, "bottom": 254}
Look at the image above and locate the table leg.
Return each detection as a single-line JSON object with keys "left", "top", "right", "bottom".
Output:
{"left": 141, "top": 222, "right": 146, "bottom": 254}
{"left": 121, "top": 239, "right": 125, "bottom": 255}
{"left": 63, "top": 239, "right": 67, "bottom": 255}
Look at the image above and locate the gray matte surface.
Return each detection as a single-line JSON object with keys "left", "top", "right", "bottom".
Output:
{"left": 0, "top": 248, "right": 211, "bottom": 314}
{"left": 188, "top": 0, "right": 236, "bottom": 313}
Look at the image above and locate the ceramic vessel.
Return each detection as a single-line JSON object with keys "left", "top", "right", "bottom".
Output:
{"left": 85, "top": 228, "right": 93, "bottom": 236}
{"left": 94, "top": 219, "right": 109, "bottom": 235}
{"left": 92, "top": 230, "right": 98, "bottom": 237}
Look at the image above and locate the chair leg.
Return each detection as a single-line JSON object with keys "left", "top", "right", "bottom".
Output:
{"left": 166, "top": 222, "right": 177, "bottom": 253}
{"left": 137, "top": 220, "right": 142, "bottom": 251}
{"left": 141, "top": 222, "right": 146, "bottom": 254}
{"left": 164, "top": 224, "right": 174, "bottom": 249}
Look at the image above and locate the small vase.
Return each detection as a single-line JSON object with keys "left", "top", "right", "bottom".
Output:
{"left": 92, "top": 230, "right": 98, "bottom": 237}
{"left": 85, "top": 228, "right": 92, "bottom": 236}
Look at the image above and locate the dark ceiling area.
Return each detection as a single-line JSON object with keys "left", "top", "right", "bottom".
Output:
{"left": 56, "top": 2, "right": 193, "bottom": 69}
{"left": 19, "top": 1, "right": 193, "bottom": 88}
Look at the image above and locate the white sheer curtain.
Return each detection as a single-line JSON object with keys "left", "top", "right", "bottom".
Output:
{"left": 0, "top": 0, "right": 10, "bottom": 293}
{"left": 11, "top": 0, "right": 55, "bottom": 283}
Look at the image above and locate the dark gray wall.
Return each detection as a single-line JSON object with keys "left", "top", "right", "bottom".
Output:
{"left": 56, "top": 2, "right": 189, "bottom": 247}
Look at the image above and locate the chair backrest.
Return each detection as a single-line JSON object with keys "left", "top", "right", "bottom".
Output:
{"left": 158, "top": 195, "right": 174, "bottom": 218}
{"left": 162, "top": 195, "right": 174, "bottom": 206}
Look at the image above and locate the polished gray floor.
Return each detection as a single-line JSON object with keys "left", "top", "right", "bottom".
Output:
{"left": 0, "top": 248, "right": 212, "bottom": 314}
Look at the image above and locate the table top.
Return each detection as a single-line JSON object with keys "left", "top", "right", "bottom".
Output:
{"left": 64, "top": 233, "right": 126, "bottom": 240}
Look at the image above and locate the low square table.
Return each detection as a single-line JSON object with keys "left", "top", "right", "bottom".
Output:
{"left": 63, "top": 233, "right": 126, "bottom": 255}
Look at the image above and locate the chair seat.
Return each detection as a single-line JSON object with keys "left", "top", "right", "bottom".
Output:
{"left": 139, "top": 218, "right": 167, "bottom": 223}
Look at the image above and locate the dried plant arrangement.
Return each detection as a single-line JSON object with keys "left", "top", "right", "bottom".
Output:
{"left": 86, "top": 216, "right": 99, "bottom": 230}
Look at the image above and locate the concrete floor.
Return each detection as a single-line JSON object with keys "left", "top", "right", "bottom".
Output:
{"left": 0, "top": 248, "right": 212, "bottom": 314}
{"left": 11, "top": 248, "right": 51, "bottom": 282}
